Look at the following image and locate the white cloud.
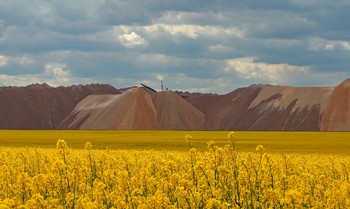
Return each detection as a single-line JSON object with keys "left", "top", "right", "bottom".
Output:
{"left": 225, "top": 57, "right": 310, "bottom": 84}
{"left": 44, "top": 63, "right": 71, "bottom": 84}
{"left": 170, "top": 73, "right": 233, "bottom": 93}
{"left": 0, "top": 62, "right": 73, "bottom": 87}
{"left": 208, "top": 44, "right": 233, "bottom": 54}
{"left": 308, "top": 38, "right": 350, "bottom": 51}
{"left": 114, "top": 23, "right": 245, "bottom": 44}
{"left": 144, "top": 24, "right": 245, "bottom": 39}
{"left": 0, "top": 55, "right": 35, "bottom": 68}
{"left": 0, "top": 74, "right": 40, "bottom": 86}
{"left": 155, "top": 74, "right": 164, "bottom": 81}
{"left": 117, "top": 32, "right": 148, "bottom": 48}
{"left": 0, "top": 55, "right": 8, "bottom": 67}
{"left": 1, "top": 1, "right": 350, "bottom": 93}
{"left": 150, "top": 11, "right": 245, "bottom": 38}
{"left": 19, "top": 56, "right": 35, "bottom": 65}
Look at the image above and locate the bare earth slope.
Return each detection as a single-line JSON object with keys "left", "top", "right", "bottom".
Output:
{"left": 4, "top": 80, "right": 350, "bottom": 131}
{"left": 0, "top": 83, "right": 120, "bottom": 129}
{"left": 205, "top": 85, "right": 333, "bottom": 130}
{"left": 59, "top": 88, "right": 160, "bottom": 129}
{"left": 60, "top": 88, "right": 205, "bottom": 130}
{"left": 152, "top": 91, "right": 205, "bottom": 130}
{"left": 184, "top": 94, "right": 225, "bottom": 116}
{"left": 321, "top": 79, "right": 350, "bottom": 131}
{"left": 205, "top": 85, "right": 262, "bottom": 130}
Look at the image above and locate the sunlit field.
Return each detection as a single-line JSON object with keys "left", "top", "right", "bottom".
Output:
{"left": 0, "top": 130, "right": 350, "bottom": 153}
{"left": 0, "top": 131, "right": 350, "bottom": 208}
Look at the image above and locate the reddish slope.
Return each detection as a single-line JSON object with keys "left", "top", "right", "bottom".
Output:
{"left": 205, "top": 85, "right": 262, "bottom": 130}
{"left": 152, "top": 91, "right": 205, "bottom": 130}
{"left": 1, "top": 81, "right": 346, "bottom": 131}
{"left": 321, "top": 79, "right": 350, "bottom": 131}
{"left": 0, "top": 83, "right": 120, "bottom": 129}
{"left": 205, "top": 85, "right": 333, "bottom": 130}
{"left": 60, "top": 88, "right": 160, "bottom": 129}
{"left": 184, "top": 94, "right": 225, "bottom": 116}
{"left": 60, "top": 88, "right": 205, "bottom": 130}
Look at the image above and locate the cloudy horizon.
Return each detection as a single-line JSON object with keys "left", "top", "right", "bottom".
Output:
{"left": 0, "top": 0, "right": 349, "bottom": 94}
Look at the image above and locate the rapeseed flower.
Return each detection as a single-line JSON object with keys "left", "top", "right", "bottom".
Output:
{"left": 0, "top": 138, "right": 349, "bottom": 208}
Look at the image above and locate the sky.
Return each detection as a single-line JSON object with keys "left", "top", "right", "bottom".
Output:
{"left": 0, "top": 0, "right": 349, "bottom": 94}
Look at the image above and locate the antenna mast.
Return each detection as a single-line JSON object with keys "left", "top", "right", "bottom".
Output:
{"left": 161, "top": 80, "right": 168, "bottom": 91}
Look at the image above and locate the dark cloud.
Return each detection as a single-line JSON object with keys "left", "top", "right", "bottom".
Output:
{"left": 0, "top": 0, "right": 350, "bottom": 93}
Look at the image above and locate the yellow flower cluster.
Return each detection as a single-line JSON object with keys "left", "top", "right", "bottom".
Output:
{"left": 0, "top": 135, "right": 349, "bottom": 208}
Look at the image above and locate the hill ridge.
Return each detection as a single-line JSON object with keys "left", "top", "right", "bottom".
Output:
{"left": 1, "top": 80, "right": 350, "bottom": 131}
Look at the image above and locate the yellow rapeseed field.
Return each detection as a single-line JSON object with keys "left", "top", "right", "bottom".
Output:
{"left": 1, "top": 130, "right": 350, "bottom": 153}
{"left": 0, "top": 132, "right": 349, "bottom": 208}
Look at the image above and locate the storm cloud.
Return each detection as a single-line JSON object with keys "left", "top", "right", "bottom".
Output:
{"left": 0, "top": 0, "right": 349, "bottom": 93}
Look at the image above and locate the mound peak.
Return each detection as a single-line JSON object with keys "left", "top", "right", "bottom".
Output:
{"left": 60, "top": 87, "right": 159, "bottom": 129}
{"left": 60, "top": 88, "right": 205, "bottom": 130}
{"left": 26, "top": 83, "right": 52, "bottom": 89}
{"left": 4, "top": 79, "right": 350, "bottom": 131}
{"left": 321, "top": 79, "right": 350, "bottom": 131}
{"left": 0, "top": 84, "right": 120, "bottom": 129}
{"left": 202, "top": 84, "right": 333, "bottom": 130}
{"left": 152, "top": 91, "right": 205, "bottom": 130}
